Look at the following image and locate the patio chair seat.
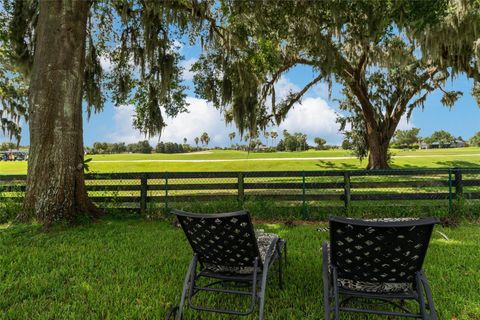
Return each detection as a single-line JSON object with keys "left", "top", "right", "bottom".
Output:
{"left": 324, "top": 243, "right": 413, "bottom": 294}
{"left": 338, "top": 278, "right": 412, "bottom": 294}
{"left": 203, "top": 231, "right": 279, "bottom": 274}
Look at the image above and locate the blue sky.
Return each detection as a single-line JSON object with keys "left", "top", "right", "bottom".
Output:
{"left": 3, "top": 42, "right": 479, "bottom": 148}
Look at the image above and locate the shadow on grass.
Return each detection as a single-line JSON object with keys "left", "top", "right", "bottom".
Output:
{"left": 315, "top": 160, "right": 336, "bottom": 169}
{"left": 390, "top": 163, "right": 428, "bottom": 169}
{"left": 315, "top": 160, "right": 357, "bottom": 169}
{"left": 434, "top": 160, "right": 480, "bottom": 168}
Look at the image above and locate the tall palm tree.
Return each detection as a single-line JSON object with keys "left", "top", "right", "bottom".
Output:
{"left": 200, "top": 132, "right": 210, "bottom": 146}
{"left": 263, "top": 131, "right": 270, "bottom": 146}
{"left": 270, "top": 131, "right": 278, "bottom": 146}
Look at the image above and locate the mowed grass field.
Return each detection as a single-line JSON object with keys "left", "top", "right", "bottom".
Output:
{"left": 1, "top": 219, "right": 479, "bottom": 319}
{"left": 1, "top": 147, "right": 480, "bottom": 174}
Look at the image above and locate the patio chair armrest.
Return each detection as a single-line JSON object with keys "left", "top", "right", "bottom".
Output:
{"left": 263, "top": 237, "right": 280, "bottom": 266}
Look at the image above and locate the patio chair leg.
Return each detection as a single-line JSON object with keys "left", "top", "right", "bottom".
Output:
{"left": 277, "top": 246, "right": 283, "bottom": 290}
{"left": 177, "top": 255, "right": 197, "bottom": 320}
{"left": 417, "top": 272, "right": 438, "bottom": 320}
{"left": 322, "top": 242, "right": 331, "bottom": 320}
{"left": 258, "top": 268, "right": 270, "bottom": 320}
{"left": 417, "top": 283, "right": 428, "bottom": 319}
{"left": 332, "top": 267, "right": 340, "bottom": 320}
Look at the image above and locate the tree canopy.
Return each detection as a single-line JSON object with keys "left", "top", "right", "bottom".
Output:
{"left": 200, "top": 132, "right": 210, "bottom": 146}
{"left": 0, "top": 0, "right": 221, "bottom": 226}
{"left": 276, "top": 130, "right": 308, "bottom": 152}
{"left": 0, "top": 0, "right": 218, "bottom": 141}
{"left": 0, "top": 7, "right": 27, "bottom": 143}
{"left": 403, "top": 0, "right": 480, "bottom": 101}
{"left": 193, "top": 0, "right": 475, "bottom": 168}
{"left": 425, "top": 130, "right": 456, "bottom": 144}
{"left": 392, "top": 128, "right": 421, "bottom": 148}
{"left": 469, "top": 131, "right": 480, "bottom": 147}
{"left": 314, "top": 137, "right": 327, "bottom": 150}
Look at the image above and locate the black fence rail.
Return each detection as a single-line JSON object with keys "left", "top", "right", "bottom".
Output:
{"left": 1, "top": 168, "right": 480, "bottom": 219}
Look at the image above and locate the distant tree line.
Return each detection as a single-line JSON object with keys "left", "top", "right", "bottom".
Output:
{"left": 276, "top": 130, "right": 308, "bottom": 152}
{"left": 84, "top": 128, "right": 480, "bottom": 155}
{"left": 342, "top": 128, "right": 475, "bottom": 151}
{"left": 89, "top": 140, "right": 200, "bottom": 154}
{"left": 89, "top": 141, "right": 154, "bottom": 154}
{"left": 271, "top": 130, "right": 335, "bottom": 151}
{"left": 0, "top": 142, "right": 19, "bottom": 151}
{"left": 90, "top": 142, "right": 128, "bottom": 154}
{"left": 155, "top": 142, "right": 193, "bottom": 153}
{"left": 226, "top": 129, "right": 338, "bottom": 152}
{"left": 470, "top": 132, "right": 480, "bottom": 147}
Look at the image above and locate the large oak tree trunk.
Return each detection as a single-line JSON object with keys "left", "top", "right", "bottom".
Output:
{"left": 366, "top": 127, "right": 391, "bottom": 170}
{"left": 19, "top": 0, "right": 100, "bottom": 226}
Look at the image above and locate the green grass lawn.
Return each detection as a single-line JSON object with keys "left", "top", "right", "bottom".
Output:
{"left": 1, "top": 147, "right": 480, "bottom": 174}
{"left": 1, "top": 218, "right": 479, "bottom": 319}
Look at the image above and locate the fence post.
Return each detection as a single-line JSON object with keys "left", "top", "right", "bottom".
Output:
{"left": 140, "top": 173, "right": 148, "bottom": 214}
{"left": 454, "top": 168, "right": 463, "bottom": 199}
{"left": 301, "top": 171, "right": 307, "bottom": 220}
{"left": 448, "top": 169, "right": 453, "bottom": 215}
{"left": 344, "top": 171, "right": 351, "bottom": 213}
{"left": 165, "top": 172, "right": 169, "bottom": 212}
{"left": 238, "top": 172, "right": 245, "bottom": 205}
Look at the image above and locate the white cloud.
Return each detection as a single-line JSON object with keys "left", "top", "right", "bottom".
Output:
{"left": 311, "top": 82, "right": 331, "bottom": 100}
{"left": 99, "top": 55, "right": 113, "bottom": 72}
{"left": 172, "top": 39, "right": 184, "bottom": 51}
{"left": 180, "top": 58, "right": 197, "bottom": 81}
{"left": 160, "top": 97, "right": 233, "bottom": 145}
{"left": 99, "top": 53, "right": 138, "bottom": 73}
{"left": 276, "top": 97, "right": 343, "bottom": 145}
{"left": 397, "top": 116, "right": 415, "bottom": 131}
{"left": 107, "top": 105, "right": 147, "bottom": 144}
{"left": 266, "top": 77, "right": 342, "bottom": 145}
{"left": 107, "top": 97, "right": 234, "bottom": 147}
{"left": 274, "top": 77, "right": 300, "bottom": 100}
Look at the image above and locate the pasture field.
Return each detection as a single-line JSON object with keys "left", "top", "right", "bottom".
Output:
{"left": 1, "top": 147, "right": 480, "bottom": 174}
{"left": 2, "top": 149, "right": 479, "bottom": 318}
{"left": 1, "top": 218, "right": 479, "bottom": 319}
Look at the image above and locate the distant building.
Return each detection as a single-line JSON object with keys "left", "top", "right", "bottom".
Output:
{"left": 255, "top": 144, "right": 269, "bottom": 151}
{"left": 451, "top": 139, "right": 466, "bottom": 148}
{"left": 429, "top": 141, "right": 443, "bottom": 149}
{"left": 419, "top": 141, "right": 428, "bottom": 149}
{"left": 0, "top": 150, "right": 28, "bottom": 161}
{"left": 418, "top": 139, "right": 466, "bottom": 149}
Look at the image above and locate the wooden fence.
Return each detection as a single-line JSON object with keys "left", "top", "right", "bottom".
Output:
{"left": 1, "top": 168, "right": 480, "bottom": 216}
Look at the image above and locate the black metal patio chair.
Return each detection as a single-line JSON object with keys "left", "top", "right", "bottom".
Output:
{"left": 322, "top": 216, "right": 440, "bottom": 319}
{"left": 167, "top": 209, "right": 287, "bottom": 320}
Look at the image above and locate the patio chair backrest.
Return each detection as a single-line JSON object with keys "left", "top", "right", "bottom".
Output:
{"left": 329, "top": 216, "right": 439, "bottom": 285}
{"left": 173, "top": 209, "right": 262, "bottom": 268}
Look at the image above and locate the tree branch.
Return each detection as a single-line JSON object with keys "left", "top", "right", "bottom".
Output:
{"left": 262, "top": 56, "right": 317, "bottom": 102}
{"left": 355, "top": 45, "right": 369, "bottom": 80}
{"left": 386, "top": 66, "right": 439, "bottom": 137}
{"left": 347, "top": 77, "right": 376, "bottom": 130}
{"left": 342, "top": 45, "right": 378, "bottom": 130}
{"left": 274, "top": 74, "right": 323, "bottom": 123}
